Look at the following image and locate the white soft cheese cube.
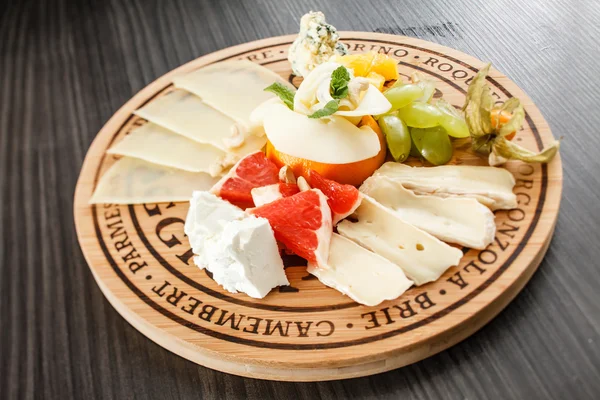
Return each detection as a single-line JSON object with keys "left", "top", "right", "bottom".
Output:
{"left": 201, "top": 217, "right": 289, "bottom": 298}
{"left": 184, "top": 191, "right": 246, "bottom": 257}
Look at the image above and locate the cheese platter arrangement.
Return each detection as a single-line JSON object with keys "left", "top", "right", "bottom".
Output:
{"left": 74, "top": 12, "right": 562, "bottom": 381}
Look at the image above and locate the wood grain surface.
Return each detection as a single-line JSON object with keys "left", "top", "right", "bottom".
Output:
{"left": 1, "top": 0, "right": 599, "bottom": 398}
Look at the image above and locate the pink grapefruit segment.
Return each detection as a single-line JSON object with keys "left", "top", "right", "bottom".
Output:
{"left": 211, "top": 151, "right": 279, "bottom": 208}
{"left": 249, "top": 189, "right": 332, "bottom": 265}
{"left": 307, "top": 170, "right": 363, "bottom": 224}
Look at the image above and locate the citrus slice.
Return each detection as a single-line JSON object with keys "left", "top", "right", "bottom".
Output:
{"left": 210, "top": 151, "right": 279, "bottom": 208}
{"left": 266, "top": 115, "right": 387, "bottom": 186}
{"left": 250, "top": 183, "right": 300, "bottom": 207}
{"left": 248, "top": 189, "right": 332, "bottom": 265}
{"left": 307, "top": 170, "right": 362, "bottom": 224}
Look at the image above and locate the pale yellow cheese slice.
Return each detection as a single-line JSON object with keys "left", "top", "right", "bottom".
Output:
{"left": 337, "top": 196, "right": 463, "bottom": 286}
{"left": 107, "top": 123, "right": 227, "bottom": 176}
{"left": 89, "top": 157, "right": 218, "bottom": 204}
{"left": 374, "top": 162, "right": 517, "bottom": 210}
{"left": 134, "top": 89, "right": 266, "bottom": 157}
{"left": 173, "top": 59, "right": 293, "bottom": 127}
{"left": 308, "top": 234, "right": 413, "bottom": 306}
{"left": 360, "top": 176, "right": 496, "bottom": 249}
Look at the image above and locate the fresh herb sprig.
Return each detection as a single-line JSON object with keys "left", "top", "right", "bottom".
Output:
{"left": 264, "top": 83, "right": 295, "bottom": 110}
{"left": 308, "top": 66, "right": 351, "bottom": 118}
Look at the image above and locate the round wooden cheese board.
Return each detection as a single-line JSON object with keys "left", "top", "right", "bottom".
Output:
{"left": 73, "top": 32, "right": 562, "bottom": 381}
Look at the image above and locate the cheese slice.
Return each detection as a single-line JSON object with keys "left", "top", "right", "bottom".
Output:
{"left": 262, "top": 103, "right": 381, "bottom": 164}
{"left": 307, "top": 234, "right": 413, "bottom": 306}
{"left": 107, "top": 123, "right": 227, "bottom": 176}
{"left": 173, "top": 60, "right": 293, "bottom": 127}
{"left": 360, "top": 176, "right": 496, "bottom": 249}
{"left": 89, "top": 157, "right": 218, "bottom": 204}
{"left": 374, "top": 162, "right": 517, "bottom": 210}
{"left": 337, "top": 196, "right": 463, "bottom": 285}
{"left": 134, "top": 90, "right": 266, "bottom": 155}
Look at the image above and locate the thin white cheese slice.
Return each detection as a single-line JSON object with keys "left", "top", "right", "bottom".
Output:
{"left": 307, "top": 234, "right": 413, "bottom": 306}
{"left": 337, "top": 196, "right": 463, "bottom": 285}
{"left": 89, "top": 157, "right": 218, "bottom": 204}
{"left": 360, "top": 176, "right": 496, "bottom": 249}
{"left": 374, "top": 162, "right": 517, "bottom": 210}
{"left": 262, "top": 103, "right": 381, "bottom": 164}
{"left": 173, "top": 60, "right": 293, "bottom": 127}
{"left": 107, "top": 123, "right": 227, "bottom": 176}
{"left": 251, "top": 184, "right": 283, "bottom": 207}
{"left": 134, "top": 90, "right": 267, "bottom": 155}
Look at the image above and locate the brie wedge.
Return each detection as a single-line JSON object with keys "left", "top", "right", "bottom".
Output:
{"left": 308, "top": 233, "right": 413, "bottom": 306}
{"left": 173, "top": 60, "right": 294, "bottom": 128}
{"left": 337, "top": 196, "right": 463, "bottom": 285}
{"left": 107, "top": 123, "right": 227, "bottom": 176}
{"left": 89, "top": 157, "right": 218, "bottom": 204}
{"left": 134, "top": 90, "right": 266, "bottom": 155}
{"left": 360, "top": 176, "right": 496, "bottom": 249}
{"left": 374, "top": 162, "right": 517, "bottom": 210}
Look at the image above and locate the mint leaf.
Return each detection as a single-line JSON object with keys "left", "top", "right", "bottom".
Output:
{"left": 330, "top": 66, "right": 350, "bottom": 100}
{"left": 264, "top": 82, "right": 295, "bottom": 110}
{"left": 308, "top": 100, "right": 339, "bottom": 119}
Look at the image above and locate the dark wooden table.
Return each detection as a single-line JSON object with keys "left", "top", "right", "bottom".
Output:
{"left": 2, "top": 0, "right": 599, "bottom": 398}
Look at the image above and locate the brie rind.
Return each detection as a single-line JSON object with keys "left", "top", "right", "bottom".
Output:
{"left": 173, "top": 60, "right": 294, "bottom": 127}
{"left": 374, "top": 162, "right": 517, "bottom": 210}
{"left": 89, "top": 157, "right": 218, "bottom": 204}
{"left": 134, "top": 90, "right": 266, "bottom": 154}
{"left": 360, "top": 176, "right": 496, "bottom": 249}
{"left": 337, "top": 196, "right": 463, "bottom": 285}
{"left": 308, "top": 233, "right": 413, "bottom": 306}
{"left": 107, "top": 123, "right": 227, "bottom": 176}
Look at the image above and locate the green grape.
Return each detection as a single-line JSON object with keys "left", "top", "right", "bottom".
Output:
{"left": 396, "top": 102, "right": 443, "bottom": 128}
{"left": 384, "top": 84, "right": 424, "bottom": 111}
{"left": 436, "top": 99, "right": 470, "bottom": 138}
{"left": 379, "top": 113, "right": 412, "bottom": 162}
{"left": 411, "top": 126, "right": 453, "bottom": 165}
{"left": 409, "top": 132, "right": 421, "bottom": 157}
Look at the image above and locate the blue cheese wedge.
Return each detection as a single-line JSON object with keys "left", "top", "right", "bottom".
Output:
{"left": 288, "top": 11, "right": 348, "bottom": 77}
{"left": 374, "top": 162, "right": 517, "bottom": 210}
{"left": 185, "top": 191, "right": 288, "bottom": 299}
{"left": 337, "top": 196, "right": 463, "bottom": 286}
{"left": 360, "top": 176, "right": 496, "bottom": 249}
{"left": 308, "top": 234, "right": 413, "bottom": 306}
{"left": 89, "top": 157, "right": 218, "bottom": 204}
{"left": 107, "top": 123, "right": 227, "bottom": 177}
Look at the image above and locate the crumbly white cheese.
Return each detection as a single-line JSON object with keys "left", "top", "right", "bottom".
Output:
{"left": 360, "top": 176, "right": 496, "bottom": 249}
{"left": 308, "top": 234, "right": 413, "bottom": 306}
{"left": 200, "top": 217, "right": 289, "bottom": 299}
{"left": 337, "top": 196, "right": 463, "bottom": 286}
{"left": 184, "top": 191, "right": 246, "bottom": 256}
{"left": 184, "top": 191, "right": 288, "bottom": 298}
{"left": 288, "top": 11, "right": 348, "bottom": 77}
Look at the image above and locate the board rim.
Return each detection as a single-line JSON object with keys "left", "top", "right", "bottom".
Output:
{"left": 74, "top": 32, "right": 563, "bottom": 381}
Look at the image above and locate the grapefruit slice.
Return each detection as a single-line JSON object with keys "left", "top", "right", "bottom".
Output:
{"left": 250, "top": 182, "right": 300, "bottom": 207}
{"left": 211, "top": 151, "right": 279, "bottom": 208}
{"left": 248, "top": 189, "right": 332, "bottom": 265}
{"left": 307, "top": 170, "right": 362, "bottom": 224}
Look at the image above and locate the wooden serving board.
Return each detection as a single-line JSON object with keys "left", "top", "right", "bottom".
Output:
{"left": 74, "top": 32, "right": 562, "bottom": 381}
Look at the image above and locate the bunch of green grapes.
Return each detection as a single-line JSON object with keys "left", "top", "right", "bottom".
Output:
{"left": 376, "top": 74, "right": 469, "bottom": 165}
